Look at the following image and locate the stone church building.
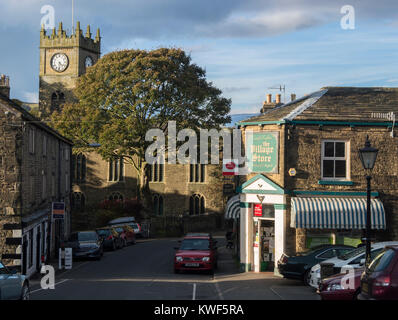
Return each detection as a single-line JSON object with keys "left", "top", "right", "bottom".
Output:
{"left": 37, "top": 22, "right": 229, "bottom": 227}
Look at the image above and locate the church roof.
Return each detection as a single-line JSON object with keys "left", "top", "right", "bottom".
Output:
{"left": 0, "top": 92, "right": 73, "bottom": 145}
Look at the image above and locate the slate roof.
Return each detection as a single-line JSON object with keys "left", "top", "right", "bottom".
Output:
{"left": 240, "top": 87, "right": 398, "bottom": 124}
{"left": 0, "top": 92, "right": 73, "bottom": 145}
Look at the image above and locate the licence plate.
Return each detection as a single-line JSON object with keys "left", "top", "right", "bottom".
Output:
{"left": 362, "top": 282, "right": 368, "bottom": 293}
{"left": 185, "top": 263, "right": 199, "bottom": 267}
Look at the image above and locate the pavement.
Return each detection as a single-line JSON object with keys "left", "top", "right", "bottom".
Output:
{"left": 29, "top": 234, "right": 320, "bottom": 300}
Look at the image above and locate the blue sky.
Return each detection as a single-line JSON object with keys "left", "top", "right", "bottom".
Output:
{"left": 1, "top": 0, "right": 398, "bottom": 114}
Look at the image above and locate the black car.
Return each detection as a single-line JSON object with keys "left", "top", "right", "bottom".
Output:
{"left": 96, "top": 227, "right": 123, "bottom": 250}
{"left": 277, "top": 244, "right": 355, "bottom": 285}
{"left": 65, "top": 231, "right": 104, "bottom": 260}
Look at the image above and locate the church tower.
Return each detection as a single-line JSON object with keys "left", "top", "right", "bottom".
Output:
{"left": 39, "top": 21, "right": 101, "bottom": 118}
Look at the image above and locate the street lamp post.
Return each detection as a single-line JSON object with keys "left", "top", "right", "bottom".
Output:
{"left": 358, "top": 136, "right": 378, "bottom": 268}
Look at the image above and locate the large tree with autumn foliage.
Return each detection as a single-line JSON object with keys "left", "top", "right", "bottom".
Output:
{"left": 50, "top": 48, "right": 231, "bottom": 213}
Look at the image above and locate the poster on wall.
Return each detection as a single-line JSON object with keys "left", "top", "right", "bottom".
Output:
{"left": 245, "top": 131, "right": 279, "bottom": 173}
{"left": 254, "top": 204, "right": 263, "bottom": 217}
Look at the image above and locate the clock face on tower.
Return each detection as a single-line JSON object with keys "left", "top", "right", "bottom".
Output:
{"left": 85, "top": 56, "right": 94, "bottom": 68}
{"left": 51, "top": 53, "right": 69, "bottom": 72}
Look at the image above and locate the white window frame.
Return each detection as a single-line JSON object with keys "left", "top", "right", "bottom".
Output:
{"left": 321, "top": 140, "right": 350, "bottom": 181}
{"left": 42, "top": 135, "right": 47, "bottom": 157}
{"left": 64, "top": 146, "right": 69, "bottom": 161}
{"left": 65, "top": 172, "right": 70, "bottom": 192}
{"left": 42, "top": 173, "right": 46, "bottom": 199}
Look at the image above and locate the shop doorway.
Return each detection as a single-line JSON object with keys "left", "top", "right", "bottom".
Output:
{"left": 253, "top": 218, "right": 275, "bottom": 272}
{"left": 259, "top": 219, "right": 275, "bottom": 271}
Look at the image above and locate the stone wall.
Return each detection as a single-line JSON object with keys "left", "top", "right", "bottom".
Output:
{"left": 285, "top": 124, "right": 398, "bottom": 248}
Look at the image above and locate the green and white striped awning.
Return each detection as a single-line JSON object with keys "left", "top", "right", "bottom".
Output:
{"left": 291, "top": 197, "right": 386, "bottom": 230}
{"left": 225, "top": 195, "right": 240, "bottom": 220}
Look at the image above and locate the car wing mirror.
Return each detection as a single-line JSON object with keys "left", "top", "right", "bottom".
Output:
{"left": 359, "top": 259, "right": 365, "bottom": 266}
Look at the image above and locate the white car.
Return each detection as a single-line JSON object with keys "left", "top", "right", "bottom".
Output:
{"left": 309, "top": 241, "right": 398, "bottom": 289}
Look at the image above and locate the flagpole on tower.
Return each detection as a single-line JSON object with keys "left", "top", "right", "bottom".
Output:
{"left": 72, "top": 0, "right": 74, "bottom": 34}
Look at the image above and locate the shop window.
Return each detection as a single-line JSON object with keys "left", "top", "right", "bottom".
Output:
{"left": 71, "top": 192, "right": 85, "bottom": 211}
{"left": 321, "top": 140, "right": 349, "bottom": 180}
{"left": 149, "top": 163, "right": 164, "bottom": 182}
{"left": 189, "top": 164, "right": 205, "bottom": 183}
{"left": 262, "top": 205, "right": 275, "bottom": 219}
{"left": 189, "top": 194, "right": 205, "bottom": 215}
{"left": 109, "top": 157, "right": 124, "bottom": 182}
{"left": 153, "top": 193, "right": 164, "bottom": 216}
{"left": 72, "top": 153, "right": 86, "bottom": 183}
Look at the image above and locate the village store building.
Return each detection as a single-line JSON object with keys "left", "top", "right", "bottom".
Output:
{"left": 0, "top": 77, "right": 72, "bottom": 278}
{"left": 232, "top": 88, "right": 397, "bottom": 273}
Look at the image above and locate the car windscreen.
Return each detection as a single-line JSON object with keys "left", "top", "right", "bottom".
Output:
{"left": 297, "top": 245, "right": 329, "bottom": 256}
{"left": 78, "top": 232, "right": 98, "bottom": 241}
{"left": 97, "top": 229, "right": 111, "bottom": 236}
{"left": 180, "top": 239, "right": 210, "bottom": 250}
{"left": 339, "top": 246, "right": 366, "bottom": 260}
{"left": 368, "top": 249, "right": 396, "bottom": 273}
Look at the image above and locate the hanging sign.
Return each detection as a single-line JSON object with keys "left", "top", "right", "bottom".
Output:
{"left": 52, "top": 202, "right": 65, "bottom": 220}
{"left": 223, "top": 159, "right": 238, "bottom": 176}
{"left": 254, "top": 204, "right": 263, "bottom": 217}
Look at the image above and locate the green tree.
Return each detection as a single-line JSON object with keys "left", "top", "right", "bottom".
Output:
{"left": 51, "top": 48, "right": 231, "bottom": 214}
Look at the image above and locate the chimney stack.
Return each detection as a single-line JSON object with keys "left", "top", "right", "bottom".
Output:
{"left": 276, "top": 94, "right": 281, "bottom": 104}
{"left": 291, "top": 93, "right": 296, "bottom": 101}
{"left": 0, "top": 74, "right": 10, "bottom": 99}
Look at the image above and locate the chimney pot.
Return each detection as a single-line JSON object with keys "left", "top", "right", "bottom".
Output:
{"left": 276, "top": 94, "right": 281, "bottom": 104}
{"left": 291, "top": 93, "right": 296, "bottom": 101}
{"left": 266, "top": 94, "right": 272, "bottom": 104}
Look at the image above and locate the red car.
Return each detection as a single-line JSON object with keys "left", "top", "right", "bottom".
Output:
{"left": 318, "top": 267, "right": 364, "bottom": 300}
{"left": 174, "top": 234, "right": 218, "bottom": 274}
{"left": 359, "top": 245, "right": 398, "bottom": 300}
{"left": 114, "top": 225, "right": 136, "bottom": 246}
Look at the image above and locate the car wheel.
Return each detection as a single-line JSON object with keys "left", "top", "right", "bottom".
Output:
{"left": 353, "top": 289, "right": 361, "bottom": 300}
{"left": 21, "top": 282, "right": 30, "bottom": 300}
{"left": 303, "top": 270, "right": 311, "bottom": 286}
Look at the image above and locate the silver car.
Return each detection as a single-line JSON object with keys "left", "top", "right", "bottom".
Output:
{"left": 0, "top": 261, "right": 29, "bottom": 300}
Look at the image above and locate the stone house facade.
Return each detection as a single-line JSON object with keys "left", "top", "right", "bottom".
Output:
{"left": 235, "top": 88, "right": 398, "bottom": 273}
{"left": 0, "top": 81, "right": 72, "bottom": 277}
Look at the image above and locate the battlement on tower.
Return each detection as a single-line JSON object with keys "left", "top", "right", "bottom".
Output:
{"left": 40, "top": 21, "right": 101, "bottom": 54}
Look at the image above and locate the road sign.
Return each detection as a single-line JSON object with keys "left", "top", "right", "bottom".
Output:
{"left": 64, "top": 248, "right": 72, "bottom": 270}
{"left": 52, "top": 202, "right": 65, "bottom": 220}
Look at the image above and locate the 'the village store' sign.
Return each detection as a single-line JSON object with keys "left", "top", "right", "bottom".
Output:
{"left": 246, "top": 131, "right": 279, "bottom": 173}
